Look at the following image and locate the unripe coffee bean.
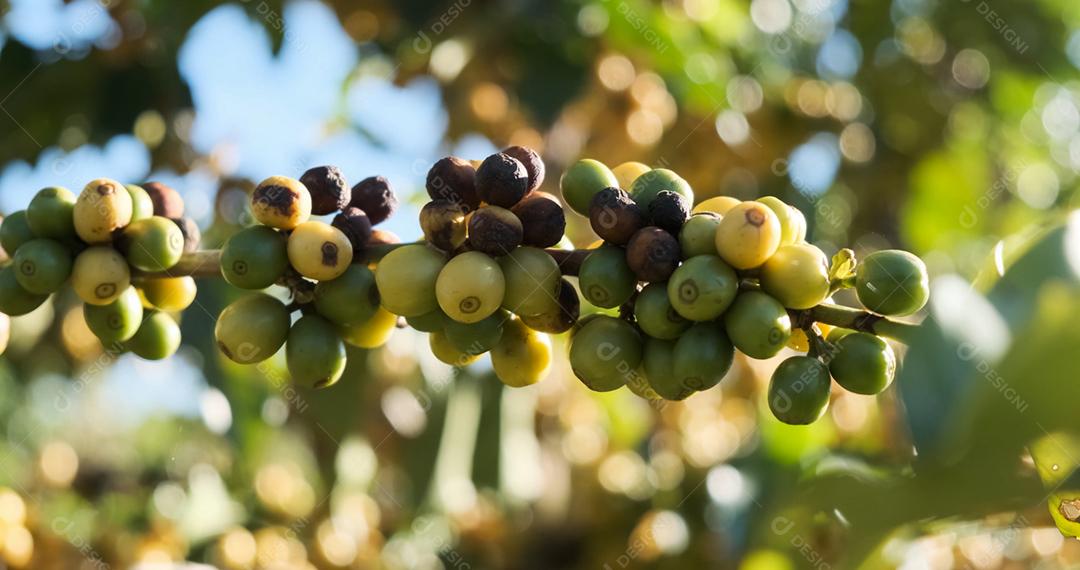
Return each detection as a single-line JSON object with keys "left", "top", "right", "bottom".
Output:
{"left": 120, "top": 216, "right": 185, "bottom": 272}
{"left": 215, "top": 293, "right": 290, "bottom": 364}
{"left": 27, "top": 187, "right": 77, "bottom": 240}
{"left": 589, "top": 187, "right": 645, "bottom": 245}
{"left": 84, "top": 286, "right": 143, "bottom": 343}
{"left": 287, "top": 314, "right": 347, "bottom": 389}
{"left": 426, "top": 157, "right": 480, "bottom": 211}
{"left": 126, "top": 311, "right": 182, "bottom": 361}
{"left": 300, "top": 165, "right": 350, "bottom": 215}
{"left": 475, "top": 152, "right": 529, "bottom": 208}
{"left": 0, "top": 211, "right": 34, "bottom": 257}
{"left": 626, "top": 226, "right": 680, "bottom": 282}
{"left": 13, "top": 239, "right": 72, "bottom": 294}
{"left": 125, "top": 184, "right": 155, "bottom": 221}
{"left": 511, "top": 192, "right": 565, "bottom": 248}
{"left": 0, "top": 266, "right": 48, "bottom": 316}
{"left": 221, "top": 225, "right": 289, "bottom": 290}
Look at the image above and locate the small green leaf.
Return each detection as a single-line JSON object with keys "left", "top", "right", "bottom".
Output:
{"left": 828, "top": 248, "right": 856, "bottom": 287}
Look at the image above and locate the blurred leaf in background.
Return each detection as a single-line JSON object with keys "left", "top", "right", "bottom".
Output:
{"left": 2, "top": 0, "right": 1080, "bottom": 568}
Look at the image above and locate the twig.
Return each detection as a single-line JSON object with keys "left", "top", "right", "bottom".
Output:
{"left": 139, "top": 249, "right": 924, "bottom": 343}
{"left": 800, "top": 303, "right": 922, "bottom": 344}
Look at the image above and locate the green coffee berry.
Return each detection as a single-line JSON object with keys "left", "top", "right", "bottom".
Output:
{"left": 27, "top": 187, "right": 77, "bottom": 240}
{"left": 221, "top": 225, "right": 289, "bottom": 290}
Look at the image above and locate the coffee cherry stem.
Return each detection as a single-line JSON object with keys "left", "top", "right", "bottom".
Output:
{"left": 804, "top": 324, "right": 830, "bottom": 361}
{"left": 133, "top": 249, "right": 222, "bottom": 279}
{"left": 800, "top": 303, "right": 920, "bottom": 344}
{"left": 828, "top": 274, "right": 857, "bottom": 296}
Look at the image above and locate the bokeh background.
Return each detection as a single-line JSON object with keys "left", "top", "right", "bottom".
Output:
{"left": 2, "top": 0, "right": 1080, "bottom": 568}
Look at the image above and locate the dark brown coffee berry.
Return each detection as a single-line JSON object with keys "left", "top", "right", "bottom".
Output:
{"left": 332, "top": 207, "right": 373, "bottom": 251}
{"left": 467, "top": 206, "right": 522, "bottom": 257}
{"left": 143, "top": 181, "right": 185, "bottom": 218}
{"left": 170, "top": 217, "right": 201, "bottom": 253}
{"left": 300, "top": 165, "right": 350, "bottom": 215}
{"left": 349, "top": 176, "right": 397, "bottom": 225}
{"left": 626, "top": 226, "right": 680, "bottom": 282}
{"left": 648, "top": 190, "right": 690, "bottom": 235}
{"left": 475, "top": 153, "right": 529, "bottom": 208}
{"left": 511, "top": 191, "right": 566, "bottom": 248}
{"left": 589, "top": 187, "right": 645, "bottom": 245}
{"left": 426, "top": 156, "right": 480, "bottom": 211}
{"left": 501, "top": 145, "right": 546, "bottom": 193}
{"left": 520, "top": 278, "right": 579, "bottom": 334}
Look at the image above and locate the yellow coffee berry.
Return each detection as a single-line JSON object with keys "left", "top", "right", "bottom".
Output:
{"left": 74, "top": 178, "right": 133, "bottom": 243}
{"left": 72, "top": 246, "right": 131, "bottom": 306}
{"left": 435, "top": 251, "right": 505, "bottom": 324}
{"left": 491, "top": 318, "right": 552, "bottom": 387}
{"left": 611, "top": 161, "right": 651, "bottom": 189}
{"left": 140, "top": 276, "right": 198, "bottom": 312}
{"left": 760, "top": 243, "right": 831, "bottom": 309}
{"left": 286, "top": 221, "right": 353, "bottom": 281}
{"left": 251, "top": 176, "right": 312, "bottom": 229}
{"left": 340, "top": 307, "right": 398, "bottom": 348}
{"left": 692, "top": 196, "right": 740, "bottom": 215}
{"left": 714, "top": 201, "right": 781, "bottom": 270}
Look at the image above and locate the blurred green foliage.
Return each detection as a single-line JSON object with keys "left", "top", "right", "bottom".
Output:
{"left": 2, "top": 0, "right": 1080, "bottom": 568}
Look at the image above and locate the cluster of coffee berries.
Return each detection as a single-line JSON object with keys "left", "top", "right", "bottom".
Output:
{"left": 214, "top": 167, "right": 402, "bottom": 388}
{"left": 368, "top": 147, "right": 572, "bottom": 387}
{"left": 0, "top": 180, "right": 199, "bottom": 360}
{"left": 3, "top": 149, "right": 928, "bottom": 424}
{"left": 558, "top": 158, "right": 930, "bottom": 425}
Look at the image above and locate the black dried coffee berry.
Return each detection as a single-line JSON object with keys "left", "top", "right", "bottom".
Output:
{"left": 170, "top": 217, "right": 201, "bottom": 253}
{"left": 626, "top": 226, "right": 680, "bottom": 282}
{"left": 501, "top": 145, "right": 545, "bottom": 193}
{"left": 467, "top": 206, "right": 522, "bottom": 257}
{"left": 331, "top": 207, "right": 373, "bottom": 251}
{"left": 349, "top": 176, "right": 397, "bottom": 225}
{"left": 426, "top": 156, "right": 480, "bottom": 211}
{"left": 143, "top": 181, "right": 185, "bottom": 218}
{"left": 475, "top": 153, "right": 529, "bottom": 208}
{"left": 511, "top": 192, "right": 566, "bottom": 248}
{"left": 589, "top": 187, "right": 644, "bottom": 245}
{"left": 300, "top": 165, "right": 350, "bottom": 215}
{"left": 648, "top": 190, "right": 690, "bottom": 235}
